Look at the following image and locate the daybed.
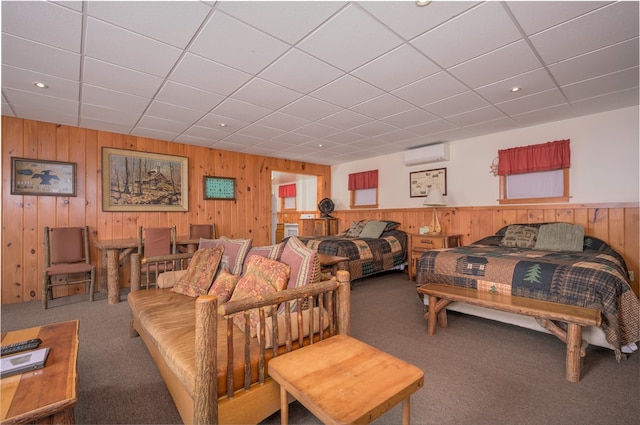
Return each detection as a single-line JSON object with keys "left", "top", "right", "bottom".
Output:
{"left": 416, "top": 223, "right": 639, "bottom": 359}
{"left": 128, "top": 236, "right": 351, "bottom": 425}
{"left": 294, "top": 219, "right": 408, "bottom": 281}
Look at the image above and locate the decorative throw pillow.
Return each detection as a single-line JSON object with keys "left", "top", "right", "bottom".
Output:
{"left": 241, "top": 243, "right": 285, "bottom": 275}
{"left": 171, "top": 247, "right": 224, "bottom": 297}
{"left": 277, "top": 236, "right": 320, "bottom": 313}
{"left": 229, "top": 255, "right": 290, "bottom": 337}
{"left": 344, "top": 220, "right": 369, "bottom": 238}
{"left": 208, "top": 269, "right": 239, "bottom": 303}
{"left": 359, "top": 220, "right": 388, "bottom": 238}
{"left": 500, "top": 225, "right": 538, "bottom": 248}
{"left": 156, "top": 270, "right": 187, "bottom": 288}
{"left": 199, "top": 237, "right": 252, "bottom": 276}
{"left": 534, "top": 223, "right": 584, "bottom": 252}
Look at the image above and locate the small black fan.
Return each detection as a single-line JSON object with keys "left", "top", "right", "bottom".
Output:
{"left": 318, "top": 198, "right": 335, "bottom": 218}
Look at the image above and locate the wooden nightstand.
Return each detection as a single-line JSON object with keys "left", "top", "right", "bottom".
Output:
{"left": 301, "top": 218, "right": 338, "bottom": 236}
{"left": 408, "top": 233, "right": 461, "bottom": 281}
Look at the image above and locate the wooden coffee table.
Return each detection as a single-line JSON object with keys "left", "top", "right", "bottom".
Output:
{"left": 268, "top": 334, "right": 424, "bottom": 425}
{"left": 1, "top": 320, "right": 79, "bottom": 425}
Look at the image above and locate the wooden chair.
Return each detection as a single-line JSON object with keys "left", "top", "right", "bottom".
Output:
{"left": 137, "top": 226, "right": 177, "bottom": 289}
{"left": 189, "top": 223, "right": 216, "bottom": 240}
{"left": 41, "top": 226, "right": 95, "bottom": 309}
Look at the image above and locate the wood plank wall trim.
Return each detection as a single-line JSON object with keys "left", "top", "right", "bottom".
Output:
{"left": 330, "top": 203, "right": 639, "bottom": 296}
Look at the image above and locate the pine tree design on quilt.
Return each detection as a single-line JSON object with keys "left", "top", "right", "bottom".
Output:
{"left": 524, "top": 263, "right": 543, "bottom": 284}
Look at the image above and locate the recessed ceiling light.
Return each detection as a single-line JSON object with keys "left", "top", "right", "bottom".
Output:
{"left": 219, "top": 123, "right": 227, "bottom": 127}
{"left": 318, "top": 144, "right": 324, "bottom": 148}
{"left": 416, "top": 0, "right": 431, "bottom": 6}
{"left": 34, "top": 82, "right": 48, "bottom": 89}
{"left": 509, "top": 86, "right": 522, "bottom": 93}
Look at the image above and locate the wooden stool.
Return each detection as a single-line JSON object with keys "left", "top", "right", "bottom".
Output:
{"left": 268, "top": 334, "right": 424, "bottom": 425}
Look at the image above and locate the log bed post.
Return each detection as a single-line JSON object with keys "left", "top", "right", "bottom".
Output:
{"left": 194, "top": 295, "right": 218, "bottom": 425}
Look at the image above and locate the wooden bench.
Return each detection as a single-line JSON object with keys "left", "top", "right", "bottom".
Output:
{"left": 417, "top": 283, "right": 602, "bottom": 383}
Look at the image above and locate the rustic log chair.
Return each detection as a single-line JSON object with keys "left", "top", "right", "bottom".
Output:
{"left": 41, "top": 226, "right": 95, "bottom": 309}
{"left": 137, "top": 226, "right": 177, "bottom": 289}
{"left": 189, "top": 223, "right": 216, "bottom": 240}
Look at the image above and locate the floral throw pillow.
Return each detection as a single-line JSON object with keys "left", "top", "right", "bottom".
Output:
{"left": 171, "top": 247, "right": 224, "bottom": 297}
{"left": 208, "top": 269, "right": 239, "bottom": 304}
{"left": 229, "top": 255, "right": 290, "bottom": 337}
{"left": 277, "top": 236, "right": 320, "bottom": 313}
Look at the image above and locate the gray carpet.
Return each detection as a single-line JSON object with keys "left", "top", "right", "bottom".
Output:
{"left": 2, "top": 272, "right": 638, "bottom": 425}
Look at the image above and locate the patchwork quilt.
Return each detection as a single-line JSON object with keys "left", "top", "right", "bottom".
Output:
{"left": 295, "top": 229, "right": 407, "bottom": 281}
{"left": 416, "top": 235, "right": 639, "bottom": 354}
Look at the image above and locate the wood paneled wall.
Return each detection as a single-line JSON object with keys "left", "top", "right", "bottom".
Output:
{"left": 1, "top": 117, "right": 331, "bottom": 304}
{"left": 330, "top": 204, "right": 639, "bottom": 296}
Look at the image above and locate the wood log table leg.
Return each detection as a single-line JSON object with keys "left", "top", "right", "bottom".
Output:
{"left": 566, "top": 323, "right": 582, "bottom": 383}
{"left": 402, "top": 397, "right": 411, "bottom": 425}
{"left": 106, "top": 249, "right": 120, "bottom": 304}
{"left": 280, "top": 386, "right": 288, "bottom": 425}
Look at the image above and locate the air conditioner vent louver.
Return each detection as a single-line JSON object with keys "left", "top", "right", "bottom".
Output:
{"left": 403, "top": 143, "right": 449, "bottom": 166}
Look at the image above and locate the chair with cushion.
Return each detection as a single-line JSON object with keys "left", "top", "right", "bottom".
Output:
{"left": 41, "top": 226, "right": 95, "bottom": 309}
{"left": 137, "top": 226, "right": 177, "bottom": 289}
{"left": 189, "top": 223, "right": 216, "bottom": 240}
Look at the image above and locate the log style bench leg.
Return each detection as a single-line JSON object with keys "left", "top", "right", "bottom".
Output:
{"left": 566, "top": 323, "right": 582, "bottom": 383}
{"left": 426, "top": 295, "right": 452, "bottom": 336}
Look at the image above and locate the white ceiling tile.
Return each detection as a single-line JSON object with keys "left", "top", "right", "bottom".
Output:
{"left": 530, "top": 2, "right": 639, "bottom": 64}
{"left": 181, "top": 125, "right": 231, "bottom": 142}
{"left": 279, "top": 96, "right": 341, "bottom": 121}
{"left": 78, "top": 118, "right": 133, "bottom": 135}
{"left": 2, "top": 65, "right": 79, "bottom": 101}
{"left": 350, "top": 94, "right": 415, "bottom": 119}
{"left": 83, "top": 57, "right": 164, "bottom": 98}
{"left": 80, "top": 103, "right": 140, "bottom": 126}
{"left": 372, "top": 129, "right": 419, "bottom": 143}
{"left": 321, "top": 131, "right": 366, "bottom": 144}
{"left": 131, "top": 126, "right": 180, "bottom": 141}
{"left": 86, "top": 1, "right": 211, "bottom": 48}
{"left": 231, "top": 78, "right": 302, "bottom": 110}
{"left": 506, "top": 1, "right": 609, "bottom": 35}
{"left": 317, "top": 110, "right": 372, "bottom": 130}
{"left": 190, "top": 11, "right": 289, "bottom": 74}
{"left": 82, "top": 84, "right": 149, "bottom": 112}
{"left": 352, "top": 45, "right": 439, "bottom": 91}
{"left": 361, "top": 1, "right": 480, "bottom": 40}
{"left": 135, "top": 116, "right": 190, "bottom": 134}
{"left": 511, "top": 103, "right": 577, "bottom": 126}
{"left": 216, "top": 1, "right": 346, "bottom": 45}
{"left": 423, "top": 91, "right": 489, "bottom": 118}
{"left": 448, "top": 40, "right": 541, "bottom": 89}
{"left": 4, "top": 88, "right": 78, "bottom": 115}
{"left": 255, "top": 112, "right": 310, "bottom": 132}
{"left": 405, "top": 119, "right": 458, "bottom": 137}
{"left": 259, "top": 49, "right": 343, "bottom": 94}
{"left": 145, "top": 101, "right": 204, "bottom": 123}
{"left": 174, "top": 134, "right": 216, "bottom": 147}
{"left": 2, "top": 35, "right": 80, "bottom": 80}
{"left": 170, "top": 54, "right": 252, "bottom": 96}
{"left": 475, "top": 68, "right": 556, "bottom": 103}
{"left": 497, "top": 89, "right": 567, "bottom": 116}
{"left": 85, "top": 18, "right": 182, "bottom": 78}
{"left": 348, "top": 120, "right": 399, "bottom": 137}
{"left": 210, "top": 98, "right": 272, "bottom": 123}
{"left": 311, "top": 74, "right": 383, "bottom": 108}
{"left": 548, "top": 38, "right": 640, "bottom": 86}
{"left": 196, "top": 113, "right": 248, "bottom": 133}
{"left": 446, "top": 106, "right": 506, "bottom": 127}
{"left": 562, "top": 67, "right": 640, "bottom": 102}
{"left": 297, "top": 3, "right": 403, "bottom": 72}
{"left": 237, "top": 124, "right": 286, "bottom": 140}
{"left": 292, "top": 123, "right": 341, "bottom": 138}
{"left": 271, "top": 132, "right": 314, "bottom": 145}
{"left": 412, "top": 1, "right": 521, "bottom": 68}
{"left": 571, "top": 88, "right": 640, "bottom": 115}
{"left": 392, "top": 72, "right": 467, "bottom": 106}
{"left": 463, "top": 117, "right": 519, "bottom": 135}
{"left": 381, "top": 108, "right": 439, "bottom": 128}
{"left": 2, "top": 1, "right": 82, "bottom": 52}
{"left": 155, "top": 81, "right": 225, "bottom": 112}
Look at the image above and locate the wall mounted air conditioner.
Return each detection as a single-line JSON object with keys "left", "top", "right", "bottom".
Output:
{"left": 403, "top": 143, "right": 449, "bottom": 166}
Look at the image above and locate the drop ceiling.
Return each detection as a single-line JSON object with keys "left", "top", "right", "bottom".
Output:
{"left": 2, "top": 1, "right": 638, "bottom": 166}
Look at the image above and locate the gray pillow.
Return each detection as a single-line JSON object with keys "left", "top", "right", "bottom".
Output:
{"left": 358, "top": 220, "right": 387, "bottom": 239}
{"left": 534, "top": 223, "right": 584, "bottom": 252}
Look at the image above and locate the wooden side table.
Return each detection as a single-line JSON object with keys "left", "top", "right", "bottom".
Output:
{"left": 408, "top": 233, "right": 462, "bottom": 281}
{"left": 268, "top": 334, "right": 424, "bottom": 425}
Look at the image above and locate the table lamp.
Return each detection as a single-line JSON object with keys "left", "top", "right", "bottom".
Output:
{"left": 423, "top": 188, "right": 446, "bottom": 234}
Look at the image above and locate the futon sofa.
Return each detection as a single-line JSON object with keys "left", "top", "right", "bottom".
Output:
{"left": 128, "top": 236, "right": 351, "bottom": 424}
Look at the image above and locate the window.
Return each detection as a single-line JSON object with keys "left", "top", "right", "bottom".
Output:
{"left": 348, "top": 170, "right": 378, "bottom": 208}
{"left": 498, "top": 139, "right": 570, "bottom": 204}
{"left": 278, "top": 183, "right": 296, "bottom": 211}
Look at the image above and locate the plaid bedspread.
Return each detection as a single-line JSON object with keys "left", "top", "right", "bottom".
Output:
{"left": 295, "top": 229, "right": 407, "bottom": 281}
{"left": 416, "top": 235, "right": 640, "bottom": 354}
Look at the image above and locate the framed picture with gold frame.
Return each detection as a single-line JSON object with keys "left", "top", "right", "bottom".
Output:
{"left": 203, "top": 176, "right": 236, "bottom": 200}
{"left": 409, "top": 167, "right": 447, "bottom": 198}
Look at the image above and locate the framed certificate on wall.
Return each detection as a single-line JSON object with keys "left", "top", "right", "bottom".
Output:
{"left": 409, "top": 168, "right": 447, "bottom": 198}
{"left": 203, "top": 176, "right": 236, "bottom": 200}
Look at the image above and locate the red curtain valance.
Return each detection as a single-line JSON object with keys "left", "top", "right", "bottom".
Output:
{"left": 348, "top": 170, "right": 378, "bottom": 190}
{"left": 278, "top": 183, "right": 296, "bottom": 198}
{"left": 497, "top": 139, "right": 570, "bottom": 176}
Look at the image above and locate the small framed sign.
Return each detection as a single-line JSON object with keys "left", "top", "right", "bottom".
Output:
{"left": 410, "top": 167, "right": 447, "bottom": 198}
{"left": 11, "top": 157, "right": 76, "bottom": 196}
{"left": 203, "top": 176, "right": 236, "bottom": 200}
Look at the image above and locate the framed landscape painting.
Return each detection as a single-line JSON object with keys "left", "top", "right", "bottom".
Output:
{"left": 101, "top": 148, "right": 188, "bottom": 212}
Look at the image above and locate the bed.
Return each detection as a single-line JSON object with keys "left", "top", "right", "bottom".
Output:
{"left": 292, "top": 220, "right": 408, "bottom": 281}
{"left": 416, "top": 223, "right": 639, "bottom": 358}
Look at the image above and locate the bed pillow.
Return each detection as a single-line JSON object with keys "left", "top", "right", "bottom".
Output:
{"left": 199, "top": 237, "right": 252, "bottom": 276}
{"left": 229, "top": 255, "right": 290, "bottom": 337}
{"left": 534, "top": 223, "right": 584, "bottom": 252}
{"left": 500, "top": 225, "right": 539, "bottom": 248}
{"left": 344, "top": 220, "right": 369, "bottom": 238}
{"left": 359, "top": 220, "right": 387, "bottom": 238}
{"left": 207, "top": 269, "right": 239, "bottom": 303}
{"left": 381, "top": 220, "right": 401, "bottom": 231}
{"left": 171, "top": 247, "right": 224, "bottom": 297}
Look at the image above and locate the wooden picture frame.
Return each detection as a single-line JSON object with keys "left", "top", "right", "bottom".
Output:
{"left": 203, "top": 176, "right": 236, "bottom": 200}
{"left": 101, "top": 148, "right": 188, "bottom": 212}
{"left": 11, "top": 157, "right": 76, "bottom": 196}
{"left": 410, "top": 167, "right": 447, "bottom": 197}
